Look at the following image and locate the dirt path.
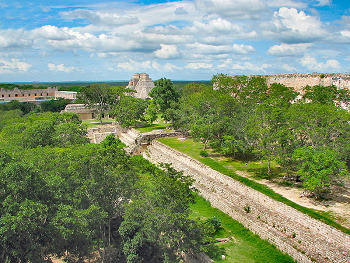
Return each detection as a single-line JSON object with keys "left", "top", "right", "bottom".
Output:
{"left": 235, "top": 170, "right": 350, "bottom": 228}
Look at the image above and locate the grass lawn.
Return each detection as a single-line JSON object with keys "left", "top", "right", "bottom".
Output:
{"left": 157, "top": 137, "right": 350, "bottom": 235}
{"left": 136, "top": 121, "right": 168, "bottom": 133}
{"left": 190, "top": 195, "right": 295, "bottom": 263}
{"left": 81, "top": 119, "right": 114, "bottom": 128}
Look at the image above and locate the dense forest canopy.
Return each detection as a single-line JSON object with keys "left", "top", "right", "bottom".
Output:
{"left": 0, "top": 112, "right": 213, "bottom": 262}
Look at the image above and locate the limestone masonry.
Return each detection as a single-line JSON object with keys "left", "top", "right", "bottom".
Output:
{"left": 0, "top": 87, "right": 77, "bottom": 103}
{"left": 126, "top": 73, "right": 155, "bottom": 99}
{"left": 260, "top": 73, "right": 350, "bottom": 93}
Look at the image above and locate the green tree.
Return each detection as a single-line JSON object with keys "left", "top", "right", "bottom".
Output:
{"left": 149, "top": 78, "right": 180, "bottom": 117}
{"left": 119, "top": 162, "right": 207, "bottom": 263}
{"left": 112, "top": 96, "right": 147, "bottom": 127}
{"left": 79, "top": 83, "right": 113, "bottom": 123}
{"left": 293, "top": 146, "right": 349, "bottom": 198}
{"left": 40, "top": 98, "right": 71, "bottom": 112}
{"left": 303, "top": 85, "right": 350, "bottom": 107}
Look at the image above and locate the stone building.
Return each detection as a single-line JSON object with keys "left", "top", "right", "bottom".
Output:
{"left": 126, "top": 73, "right": 155, "bottom": 99}
{"left": 0, "top": 87, "right": 78, "bottom": 103}
{"left": 61, "top": 104, "right": 94, "bottom": 120}
{"left": 0, "top": 87, "right": 58, "bottom": 103}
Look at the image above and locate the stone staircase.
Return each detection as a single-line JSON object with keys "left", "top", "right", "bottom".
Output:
{"left": 117, "top": 128, "right": 141, "bottom": 155}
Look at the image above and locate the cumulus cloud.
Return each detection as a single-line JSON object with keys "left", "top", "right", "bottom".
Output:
{"left": 195, "top": 0, "right": 267, "bottom": 19}
{"left": 117, "top": 59, "right": 180, "bottom": 72}
{"left": 218, "top": 59, "right": 271, "bottom": 72}
{"left": 0, "top": 58, "right": 31, "bottom": 74}
{"left": 154, "top": 44, "right": 180, "bottom": 59}
{"left": 315, "top": 0, "right": 331, "bottom": 6}
{"left": 270, "top": 7, "right": 328, "bottom": 43}
{"left": 185, "top": 63, "right": 213, "bottom": 70}
{"left": 267, "top": 0, "right": 307, "bottom": 9}
{"left": 0, "top": 29, "right": 32, "bottom": 49}
{"left": 186, "top": 42, "right": 255, "bottom": 55}
{"left": 48, "top": 63, "right": 79, "bottom": 73}
{"left": 266, "top": 43, "right": 311, "bottom": 56}
{"left": 301, "top": 56, "right": 341, "bottom": 72}
{"left": 62, "top": 9, "right": 139, "bottom": 26}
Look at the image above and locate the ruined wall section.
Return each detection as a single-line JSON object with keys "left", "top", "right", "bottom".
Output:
{"left": 263, "top": 73, "right": 350, "bottom": 93}
{"left": 143, "top": 140, "right": 350, "bottom": 263}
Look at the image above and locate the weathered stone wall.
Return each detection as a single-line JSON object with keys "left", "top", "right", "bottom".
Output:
{"left": 263, "top": 73, "right": 350, "bottom": 93}
{"left": 86, "top": 125, "right": 119, "bottom": 143}
{"left": 143, "top": 140, "right": 350, "bottom": 263}
{"left": 0, "top": 87, "right": 57, "bottom": 102}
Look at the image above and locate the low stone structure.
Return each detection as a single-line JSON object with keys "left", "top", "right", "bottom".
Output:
{"left": 62, "top": 104, "right": 94, "bottom": 120}
{"left": 0, "top": 87, "right": 57, "bottom": 102}
{"left": 143, "top": 140, "right": 350, "bottom": 263}
{"left": 126, "top": 73, "right": 155, "bottom": 99}
{"left": 54, "top": 90, "right": 77, "bottom": 100}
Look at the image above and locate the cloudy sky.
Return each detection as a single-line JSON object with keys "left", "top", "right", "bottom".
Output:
{"left": 0, "top": 0, "right": 349, "bottom": 82}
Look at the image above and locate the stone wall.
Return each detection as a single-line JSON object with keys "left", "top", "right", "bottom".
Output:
{"left": 262, "top": 73, "right": 350, "bottom": 93}
{"left": 143, "top": 140, "right": 350, "bottom": 263}
{"left": 0, "top": 87, "right": 57, "bottom": 102}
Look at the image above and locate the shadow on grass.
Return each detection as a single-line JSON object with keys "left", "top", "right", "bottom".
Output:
{"left": 136, "top": 122, "right": 168, "bottom": 133}
{"left": 247, "top": 166, "right": 285, "bottom": 181}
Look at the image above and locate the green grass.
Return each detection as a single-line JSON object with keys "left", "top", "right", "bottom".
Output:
{"left": 81, "top": 119, "right": 114, "bottom": 128}
{"left": 190, "top": 195, "right": 295, "bottom": 263}
{"left": 158, "top": 137, "right": 350, "bottom": 235}
{"left": 136, "top": 121, "right": 168, "bottom": 133}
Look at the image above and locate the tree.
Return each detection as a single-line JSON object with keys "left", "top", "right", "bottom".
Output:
{"left": 112, "top": 96, "right": 147, "bottom": 127}
{"left": 144, "top": 100, "right": 158, "bottom": 124}
{"left": 40, "top": 98, "right": 71, "bottom": 112}
{"left": 293, "top": 146, "right": 349, "bottom": 198}
{"left": 149, "top": 78, "right": 180, "bottom": 117}
{"left": 79, "top": 83, "right": 113, "bottom": 123}
{"left": 302, "top": 85, "right": 350, "bottom": 107}
{"left": 119, "top": 162, "right": 207, "bottom": 263}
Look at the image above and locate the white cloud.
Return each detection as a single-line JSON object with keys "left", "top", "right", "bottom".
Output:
{"left": 267, "top": 0, "right": 308, "bottom": 9}
{"left": 269, "top": 7, "right": 328, "bottom": 43}
{"left": 185, "top": 62, "right": 213, "bottom": 70}
{"left": 154, "top": 44, "right": 180, "bottom": 59}
{"left": 48, "top": 63, "right": 79, "bottom": 73}
{"left": 0, "top": 29, "right": 32, "bottom": 49}
{"left": 195, "top": 0, "right": 267, "bottom": 19}
{"left": 62, "top": 9, "right": 139, "bottom": 26}
{"left": 218, "top": 59, "right": 271, "bottom": 72}
{"left": 186, "top": 42, "right": 255, "bottom": 55}
{"left": 301, "top": 56, "right": 341, "bottom": 72}
{"left": 282, "top": 63, "right": 298, "bottom": 72}
{"left": 0, "top": 58, "right": 31, "bottom": 74}
{"left": 266, "top": 43, "right": 311, "bottom": 56}
{"left": 315, "top": 0, "right": 331, "bottom": 6}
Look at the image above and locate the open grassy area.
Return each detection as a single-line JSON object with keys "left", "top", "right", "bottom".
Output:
{"left": 157, "top": 137, "right": 350, "bottom": 235}
{"left": 81, "top": 119, "right": 114, "bottom": 128}
{"left": 190, "top": 195, "right": 295, "bottom": 263}
{"left": 135, "top": 121, "right": 168, "bottom": 133}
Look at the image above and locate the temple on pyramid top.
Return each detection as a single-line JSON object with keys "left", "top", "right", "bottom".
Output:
{"left": 126, "top": 73, "right": 155, "bottom": 100}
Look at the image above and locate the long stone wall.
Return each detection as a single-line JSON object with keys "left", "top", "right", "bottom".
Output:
{"left": 143, "top": 140, "right": 350, "bottom": 263}
{"left": 262, "top": 73, "right": 350, "bottom": 93}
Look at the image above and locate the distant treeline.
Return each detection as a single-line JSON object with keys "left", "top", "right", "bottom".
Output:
{"left": 1, "top": 80, "right": 212, "bottom": 93}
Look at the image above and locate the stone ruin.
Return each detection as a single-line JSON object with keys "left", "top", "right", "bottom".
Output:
{"left": 126, "top": 73, "right": 155, "bottom": 100}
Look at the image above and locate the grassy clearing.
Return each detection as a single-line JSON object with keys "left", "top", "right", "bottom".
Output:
{"left": 136, "top": 121, "right": 168, "bottom": 133}
{"left": 158, "top": 137, "right": 350, "bottom": 235}
{"left": 81, "top": 119, "right": 114, "bottom": 128}
{"left": 190, "top": 195, "right": 295, "bottom": 263}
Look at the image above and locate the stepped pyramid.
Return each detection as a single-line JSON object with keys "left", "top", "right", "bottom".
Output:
{"left": 126, "top": 73, "right": 155, "bottom": 99}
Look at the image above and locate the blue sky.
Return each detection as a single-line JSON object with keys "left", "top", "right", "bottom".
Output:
{"left": 0, "top": 0, "right": 349, "bottom": 82}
